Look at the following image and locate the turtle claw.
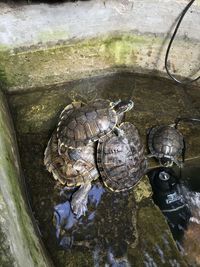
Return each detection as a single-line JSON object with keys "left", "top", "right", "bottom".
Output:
{"left": 70, "top": 183, "right": 92, "bottom": 218}
{"left": 173, "top": 158, "right": 183, "bottom": 168}
{"left": 71, "top": 199, "right": 88, "bottom": 219}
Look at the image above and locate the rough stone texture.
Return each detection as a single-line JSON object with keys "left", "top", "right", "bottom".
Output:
{"left": 0, "top": 90, "right": 53, "bottom": 267}
{"left": 133, "top": 175, "right": 152, "bottom": 203}
{"left": 0, "top": 0, "right": 199, "bottom": 90}
{"left": 128, "top": 199, "right": 188, "bottom": 267}
{"left": 0, "top": 0, "right": 200, "bottom": 47}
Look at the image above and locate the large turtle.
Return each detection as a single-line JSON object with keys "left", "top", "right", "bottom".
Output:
{"left": 57, "top": 99, "right": 134, "bottom": 154}
{"left": 147, "top": 124, "right": 184, "bottom": 167}
{"left": 44, "top": 131, "right": 99, "bottom": 218}
{"left": 97, "top": 122, "right": 147, "bottom": 192}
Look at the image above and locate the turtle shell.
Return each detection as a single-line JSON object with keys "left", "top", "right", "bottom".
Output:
{"left": 148, "top": 125, "right": 184, "bottom": 160}
{"left": 57, "top": 99, "right": 117, "bottom": 150}
{"left": 97, "top": 122, "right": 147, "bottom": 192}
{"left": 44, "top": 131, "right": 99, "bottom": 187}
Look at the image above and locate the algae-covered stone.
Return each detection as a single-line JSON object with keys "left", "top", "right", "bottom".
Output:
{"left": 53, "top": 249, "right": 94, "bottom": 267}
{"left": 133, "top": 175, "right": 152, "bottom": 203}
{"left": 128, "top": 200, "right": 188, "bottom": 267}
{"left": 0, "top": 90, "right": 52, "bottom": 267}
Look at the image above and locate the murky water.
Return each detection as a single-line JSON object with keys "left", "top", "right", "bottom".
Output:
{"left": 6, "top": 72, "right": 200, "bottom": 266}
{"left": 178, "top": 161, "right": 200, "bottom": 267}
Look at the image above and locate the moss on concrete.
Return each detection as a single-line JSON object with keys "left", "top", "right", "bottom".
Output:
{"left": 0, "top": 33, "right": 160, "bottom": 91}
{"left": 0, "top": 51, "right": 10, "bottom": 90}
{"left": 37, "top": 28, "right": 69, "bottom": 44}
{"left": 0, "top": 195, "right": 15, "bottom": 267}
{"left": 133, "top": 175, "right": 152, "bottom": 203}
{"left": 54, "top": 249, "right": 94, "bottom": 267}
{"left": 0, "top": 90, "right": 52, "bottom": 266}
{"left": 0, "top": 30, "right": 198, "bottom": 92}
{"left": 128, "top": 200, "right": 188, "bottom": 266}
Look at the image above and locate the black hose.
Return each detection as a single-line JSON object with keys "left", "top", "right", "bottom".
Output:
{"left": 165, "top": 0, "right": 200, "bottom": 84}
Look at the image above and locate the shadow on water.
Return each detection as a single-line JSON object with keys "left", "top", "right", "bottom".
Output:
{"left": 6, "top": 72, "right": 200, "bottom": 266}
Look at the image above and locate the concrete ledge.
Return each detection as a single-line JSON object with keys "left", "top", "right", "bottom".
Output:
{"left": 0, "top": 0, "right": 199, "bottom": 91}
{"left": 0, "top": 90, "right": 53, "bottom": 267}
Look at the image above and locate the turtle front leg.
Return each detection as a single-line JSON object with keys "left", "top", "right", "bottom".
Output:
{"left": 71, "top": 182, "right": 92, "bottom": 218}
{"left": 113, "top": 126, "right": 124, "bottom": 137}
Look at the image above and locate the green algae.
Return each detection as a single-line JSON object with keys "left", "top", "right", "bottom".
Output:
{"left": 55, "top": 249, "right": 94, "bottom": 267}
{"left": 37, "top": 28, "right": 69, "bottom": 44}
{"left": 128, "top": 200, "right": 188, "bottom": 267}
{"left": 0, "top": 195, "right": 15, "bottom": 267}
{"left": 0, "top": 32, "right": 198, "bottom": 92}
{"left": 133, "top": 175, "right": 152, "bottom": 203}
{"left": 0, "top": 52, "right": 10, "bottom": 90}
{"left": 0, "top": 33, "right": 161, "bottom": 91}
{"left": 0, "top": 90, "right": 52, "bottom": 267}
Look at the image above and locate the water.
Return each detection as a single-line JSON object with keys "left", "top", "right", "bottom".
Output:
{"left": 148, "top": 161, "right": 200, "bottom": 266}
{"left": 6, "top": 72, "right": 200, "bottom": 266}
{"left": 178, "top": 161, "right": 200, "bottom": 266}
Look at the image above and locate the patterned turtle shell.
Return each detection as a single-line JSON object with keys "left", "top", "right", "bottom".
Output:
{"left": 148, "top": 125, "right": 184, "bottom": 165}
{"left": 57, "top": 99, "right": 117, "bottom": 151}
{"left": 44, "top": 131, "right": 99, "bottom": 187}
{"left": 56, "top": 99, "right": 133, "bottom": 152}
{"left": 97, "top": 122, "right": 147, "bottom": 192}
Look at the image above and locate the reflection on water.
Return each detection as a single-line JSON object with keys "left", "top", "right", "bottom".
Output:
{"left": 52, "top": 182, "right": 136, "bottom": 264}
{"left": 53, "top": 184, "right": 132, "bottom": 266}
{"left": 54, "top": 184, "right": 105, "bottom": 249}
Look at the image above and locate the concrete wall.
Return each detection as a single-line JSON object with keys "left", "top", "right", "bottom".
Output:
{"left": 0, "top": 90, "right": 53, "bottom": 267}
{"left": 0, "top": 0, "right": 199, "bottom": 91}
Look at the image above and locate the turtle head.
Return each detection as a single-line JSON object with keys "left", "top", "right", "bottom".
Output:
{"left": 111, "top": 100, "right": 134, "bottom": 115}
{"left": 159, "top": 157, "right": 173, "bottom": 167}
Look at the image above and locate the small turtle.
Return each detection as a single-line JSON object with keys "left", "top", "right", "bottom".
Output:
{"left": 44, "top": 132, "right": 99, "bottom": 218}
{"left": 147, "top": 124, "right": 184, "bottom": 167}
{"left": 97, "top": 122, "right": 147, "bottom": 192}
{"left": 57, "top": 99, "right": 134, "bottom": 153}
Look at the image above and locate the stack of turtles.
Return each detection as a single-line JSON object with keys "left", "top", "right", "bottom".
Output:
{"left": 44, "top": 99, "right": 147, "bottom": 218}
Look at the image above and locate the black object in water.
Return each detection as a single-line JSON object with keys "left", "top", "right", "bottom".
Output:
{"left": 148, "top": 167, "right": 191, "bottom": 241}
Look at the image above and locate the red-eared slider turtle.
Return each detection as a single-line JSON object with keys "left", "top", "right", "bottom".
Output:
{"left": 57, "top": 99, "right": 134, "bottom": 154}
{"left": 97, "top": 122, "right": 147, "bottom": 192}
{"left": 147, "top": 125, "right": 184, "bottom": 167}
{"left": 44, "top": 132, "right": 99, "bottom": 218}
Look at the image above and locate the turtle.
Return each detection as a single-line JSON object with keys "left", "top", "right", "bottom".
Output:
{"left": 44, "top": 131, "right": 99, "bottom": 218}
{"left": 56, "top": 99, "right": 134, "bottom": 154}
{"left": 97, "top": 122, "right": 147, "bottom": 192}
{"left": 147, "top": 124, "right": 184, "bottom": 167}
